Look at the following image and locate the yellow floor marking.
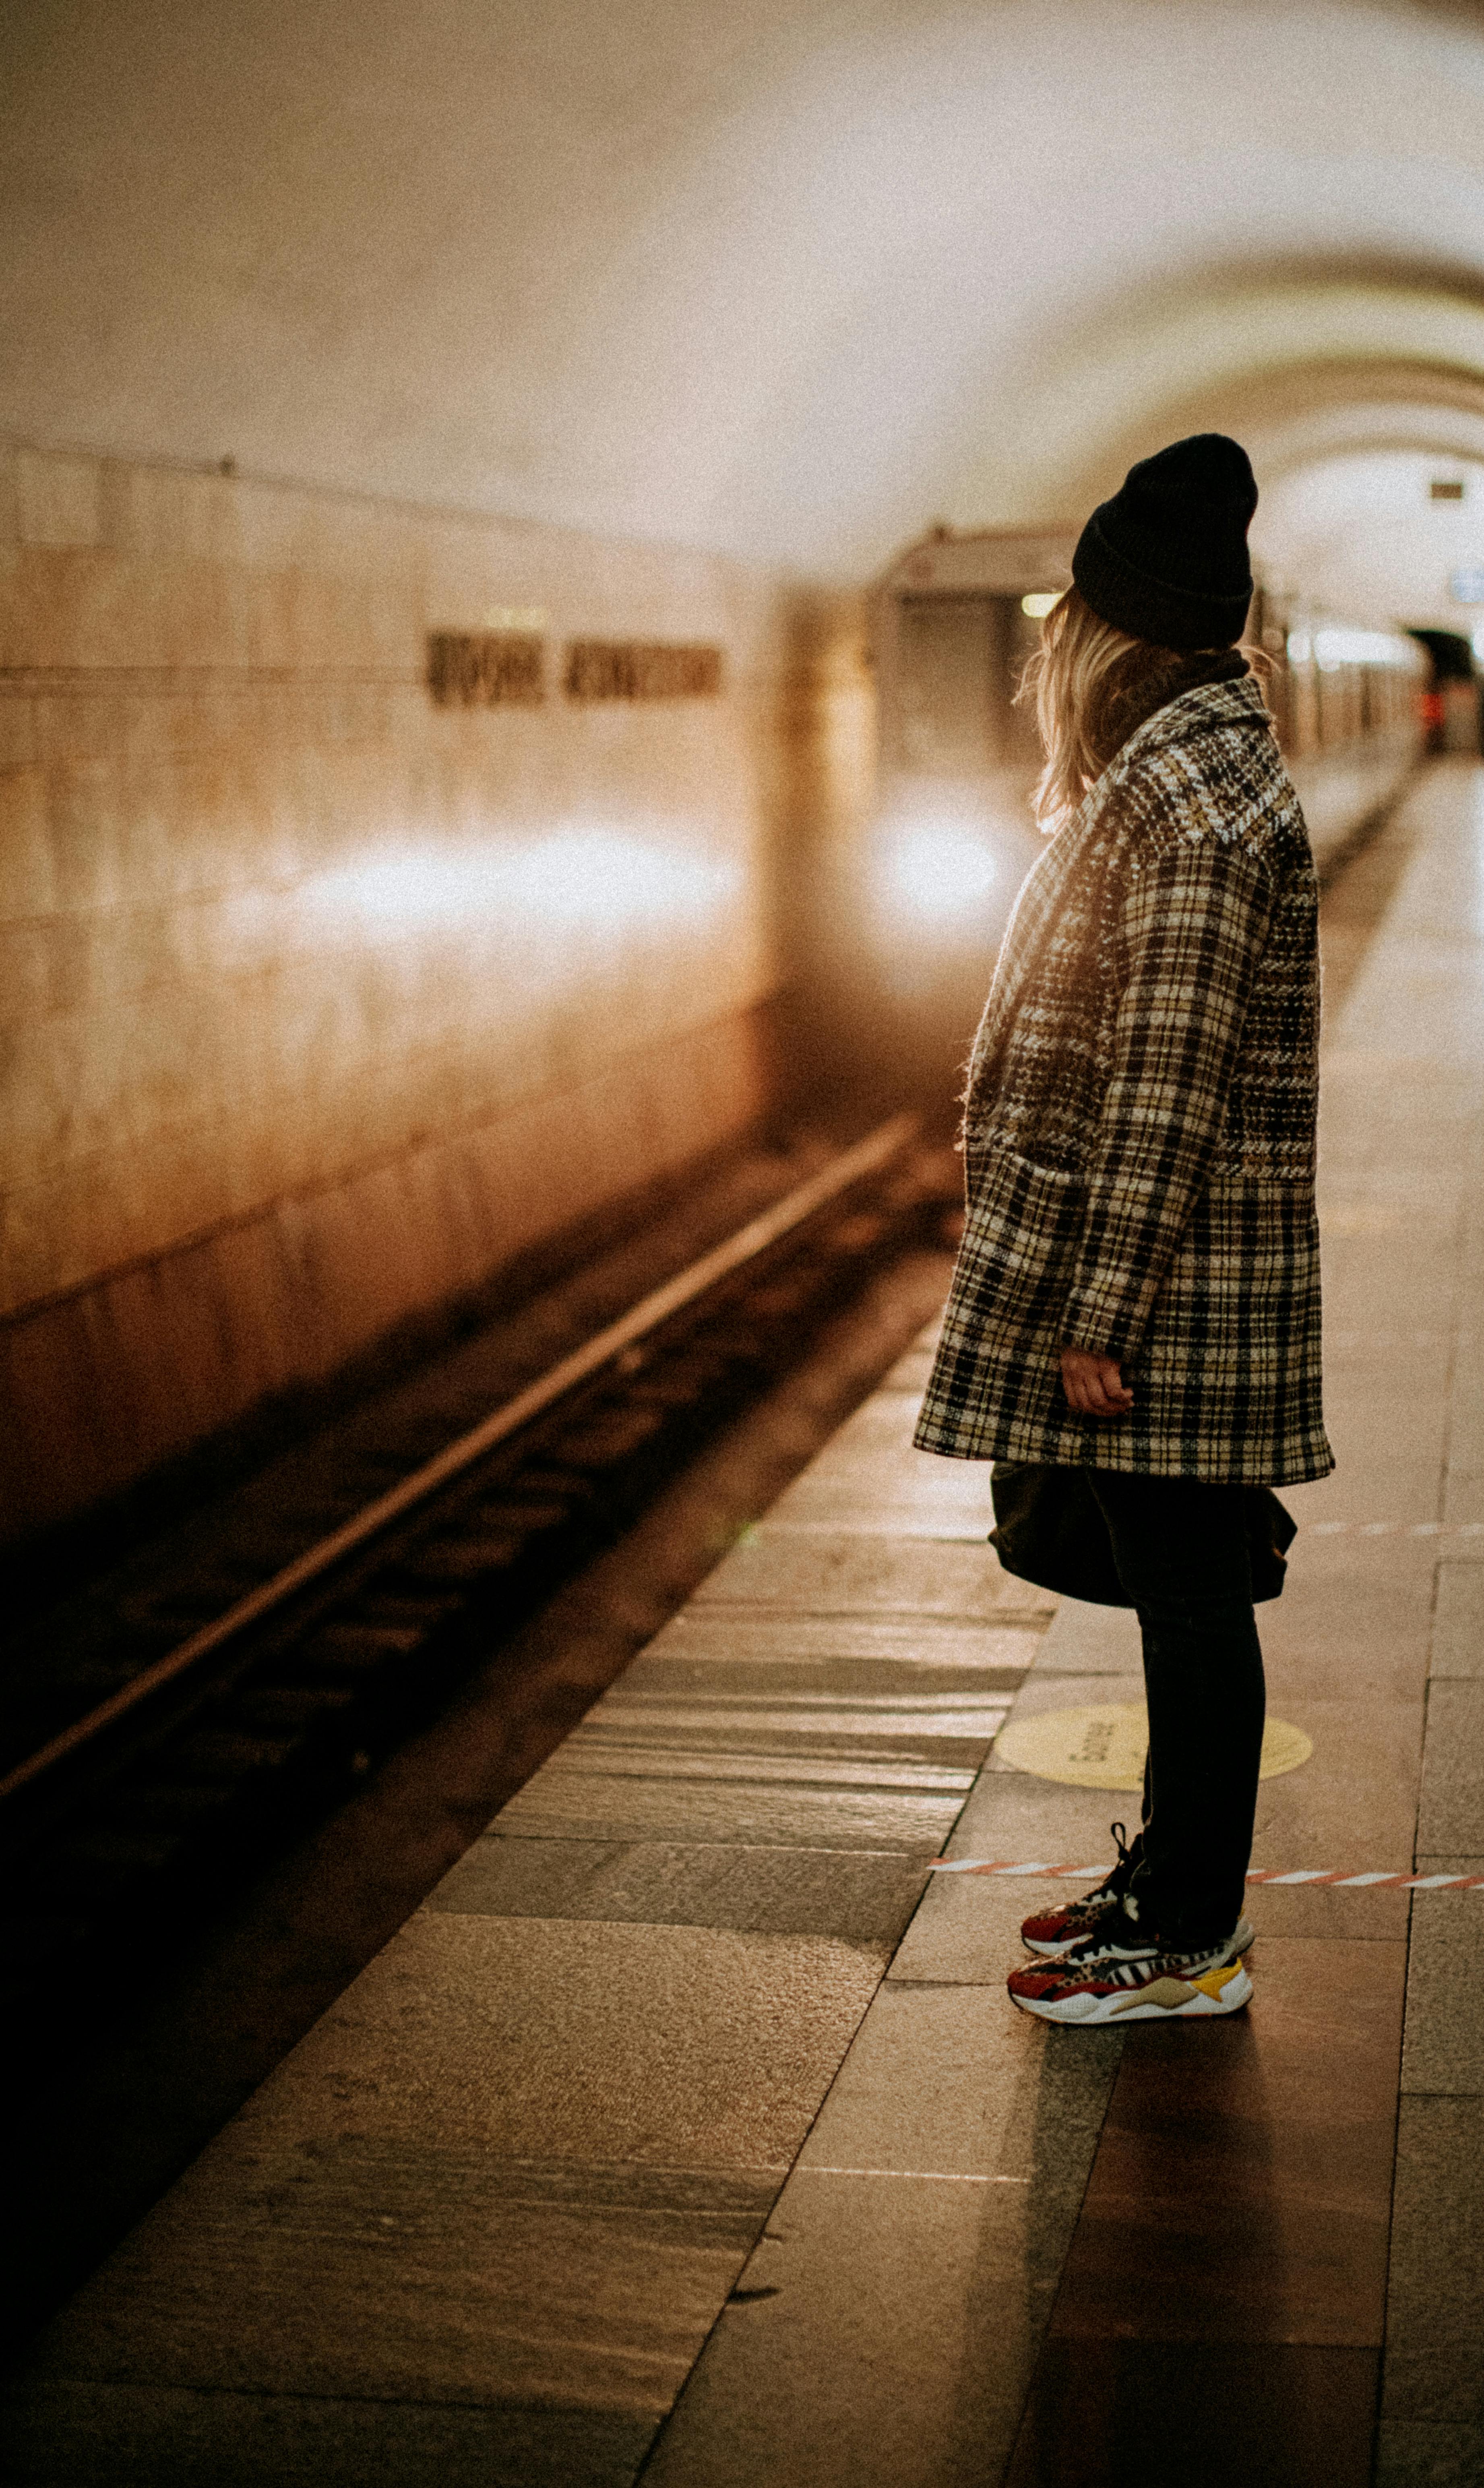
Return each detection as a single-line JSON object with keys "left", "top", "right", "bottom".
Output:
{"left": 994, "top": 1702, "right": 1312, "bottom": 1791}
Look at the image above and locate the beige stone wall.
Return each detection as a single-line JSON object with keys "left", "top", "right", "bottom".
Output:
{"left": 0, "top": 443, "right": 861, "bottom": 1545}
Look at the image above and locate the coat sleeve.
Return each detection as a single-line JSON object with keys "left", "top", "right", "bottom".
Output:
{"left": 1058, "top": 830, "right": 1274, "bottom": 1362}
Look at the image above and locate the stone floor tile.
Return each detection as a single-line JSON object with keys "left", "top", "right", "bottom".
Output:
{"left": 889, "top": 1869, "right": 1085, "bottom": 1986}
{"left": 1335, "top": 1387, "right": 1455, "bottom": 1459}
{"left": 0, "top": 2380, "right": 657, "bottom": 2488}
{"left": 1280, "top": 1456, "right": 1447, "bottom": 1527}
{"left": 946, "top": 1765, "right": 1137, "bottom": 1866}
{"left": 689, "top": 1531, "right": 1049, "bottom": 1622}
{"left": 1442, "top": 1397, "right": 1484, "bottom": 1491}
{"left": 1399, "top": 1874, "right": 1484, "bottom": 2094}
{"left": 641, "top": 2166, "right": 1077, "bottom": 2488}
{"left": 495, "top": 1760, "right": 966, "bottom": 1853}
{"left": 774, "top": 1425, "right": 992, "bottom": 1503}
{"left": 1322, "top": 1310, "right": 1455, "bottom": 1364}
{"left": 430, "top": 1835, "right": 931, "bottom": 1947}
{"left": 641, "top": 1608, "right": 1036, "bottom": 1675}
{"left": 606, "top": 1658, "right": 1023, "bottom": 1719}
{"left": 797, "top": 1979, "right": 1120, "bottom": 2188}
{"left": 1383, "top": 2095, "right": 1484, "bottom": 2425}
{"left": 1048, "top": 1937, "right": 1405, "bottom": 2347}
{"left": 1261, "top": 1566, "right": 1432, "bottom": 1708}
{"left": 1031, "top": 1598, "right": 1141, "bottom": 1676}
{"left": 780, "top": 1389, "right": 923, "bottom": 1453}
{"left": 1417, "top": 1681, "right": 1484, "bottom": 1850}
{"left": 1282, "top": 1474, "right": 1352, "bottom": 1526}
{"left": 424, "top": 1834, "right": 623, "bottom": 1919}
{"left": 27, "top": 2149, "right": 772, "bottom": 2411}
{"left": 996, "top": 1670, "right": 1147, "bottom": 1722}
{"left": 244, "top": 1911, "right": 881, "bottom": 2169}
{"left": 1246, "top": 1695, "right": 1421, "bottom": 1867}
{"left": 1375, "top": 2419, "right": 1484, "bottom": 2487}
{"left": 1006, "top": 2343, "right": 1379, "bottom": 2487}
{"left": 1241, "top": 1879, "right": 1412, "bottom": 1943}
{"left": 1443, "top": 1470, "right": 1484, "bottom": 1527}
{"left": 578, "top": 1681, "right": 1004, "bottom": 1770}
{"left": 770, "top": 1490, "right": 994, "bottom": 1537}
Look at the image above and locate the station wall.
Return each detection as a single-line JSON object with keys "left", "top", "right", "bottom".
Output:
{"left": 0, "top": 444, "right": 874, "bottom": 1548}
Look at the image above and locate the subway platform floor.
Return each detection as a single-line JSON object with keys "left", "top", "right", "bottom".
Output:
{"left": 5, "top": 762, "right": 1484, "bottom": 2488}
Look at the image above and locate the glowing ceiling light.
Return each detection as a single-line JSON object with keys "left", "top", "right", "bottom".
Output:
{"left": 1021, "top": 591, "right": 1062, "bottom": 620}
{"left": 881, "top": 822, "right": 998, "bottom": 926}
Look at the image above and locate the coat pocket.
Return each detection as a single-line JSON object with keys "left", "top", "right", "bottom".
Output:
{"left": 957, "top": 1142, "right": 1088, "bottom": 1354}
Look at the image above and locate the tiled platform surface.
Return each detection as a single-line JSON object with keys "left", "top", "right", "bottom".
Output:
{"left": 6, "top": 763, "right": 1484, "bottom": 2486}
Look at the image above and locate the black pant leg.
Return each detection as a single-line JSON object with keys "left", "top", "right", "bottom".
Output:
{"left": 1087, "top": 1469, "right": 1266, "bottom": 1946}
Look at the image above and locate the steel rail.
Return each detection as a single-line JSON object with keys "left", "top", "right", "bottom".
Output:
{"left": 0, "top": 1112, "right": 920, "bottom": 1807}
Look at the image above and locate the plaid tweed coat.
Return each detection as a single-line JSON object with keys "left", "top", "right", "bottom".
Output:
{"left": 915, "top": 673, "right": 1333, "bottom": 1484}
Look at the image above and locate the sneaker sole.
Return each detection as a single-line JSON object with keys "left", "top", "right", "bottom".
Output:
{"left": 1009, "top": 1961, "right": 1253, "bottom": 2026}
{"left": 1023, "top": 1913, "right": 1255, "bottom": 1962}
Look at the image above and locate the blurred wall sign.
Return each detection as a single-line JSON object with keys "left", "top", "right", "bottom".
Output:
{"left": 427, "top": 631, "right": 545, "bottom": 706}
{"left": 564, "top": 640, "right": 723, "bottom": 701}
{"left": 1450, "top": 569, "right": 1484, "bottom": 605}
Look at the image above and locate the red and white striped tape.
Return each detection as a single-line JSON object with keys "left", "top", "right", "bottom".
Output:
{"left": 929, "top": 1858, "right": 1484, "bottom": 1890}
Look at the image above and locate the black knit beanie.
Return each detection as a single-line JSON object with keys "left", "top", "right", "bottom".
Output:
{"left": 1071, "top": 433, "right": 1258, "bottom": 650}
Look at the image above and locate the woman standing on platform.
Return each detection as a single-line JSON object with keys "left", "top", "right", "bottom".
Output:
{"left": 914, "top": 433, "right": 1333, "bottom": 2025}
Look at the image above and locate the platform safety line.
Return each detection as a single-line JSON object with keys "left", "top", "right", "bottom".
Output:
{"left": 929, "top": 1858, "right": 1484, "bottom": 1890}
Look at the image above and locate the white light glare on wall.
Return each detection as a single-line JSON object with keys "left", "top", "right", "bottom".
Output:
{"left": 1021, "top": 592, "right": 1062, "bottom": 620}
{"left": 881, "top": 822, "right": 998, "bottom": 927}
{"left": 308, "top": 828, "right": 738, "bottom": 940}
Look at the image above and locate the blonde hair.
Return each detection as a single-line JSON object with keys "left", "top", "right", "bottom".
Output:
{"left": 1017, "top": 584, "right": 1268, "bottom": 832}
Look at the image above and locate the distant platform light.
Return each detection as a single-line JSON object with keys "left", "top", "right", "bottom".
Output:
{"left": 1472, "top": 626, "right": 1484, "bottom": 664}
{"left": 1312, "top": 627, "right": 1416, "bottom": 671}
{"left": 1431, "top": 479, "right": 1466, "bottom": 501}
{"left": 1020, "top": 591, "right": 1062, "bottom": 620}
{"left": 1451, "top": 569, "right": 1484, "bottom": 605}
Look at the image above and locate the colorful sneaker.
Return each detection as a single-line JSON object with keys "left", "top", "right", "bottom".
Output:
{"left": 1007, "top": 1917, "right": 1253, "bottom": 2026}
{"left": 1024, "top": 1881, "right": 1258, "bottom": 1960}
{"left": 1019, "top": 1821, "right": 1137, "bottom": 1957}
{"left": 1020, "top": 1828, "right": 1253, "bottom": 1962}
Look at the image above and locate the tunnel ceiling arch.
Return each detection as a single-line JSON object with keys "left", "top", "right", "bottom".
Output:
{"left": 7, "top": 0, "right": 1484, "bottom": 595}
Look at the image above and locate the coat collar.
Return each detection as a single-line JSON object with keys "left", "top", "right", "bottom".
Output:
{"left": 1110, "top": 670, "right": 1271, "bottom": 770}
{"left": 1050, "top": 671, "right": 1271, "bottom": 848}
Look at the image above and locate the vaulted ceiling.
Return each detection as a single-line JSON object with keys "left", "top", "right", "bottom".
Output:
{"left": 6, "top": 0, "right": 1484, "bottom": 616}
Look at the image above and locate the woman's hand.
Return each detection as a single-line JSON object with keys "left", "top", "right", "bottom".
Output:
{"left": 1060, "top": 1347, "right": 1134, "bottom": 1417}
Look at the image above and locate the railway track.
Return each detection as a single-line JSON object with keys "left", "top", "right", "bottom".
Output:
{"left": 1, "top": 1114, "right": 948, "bottom": 2028}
